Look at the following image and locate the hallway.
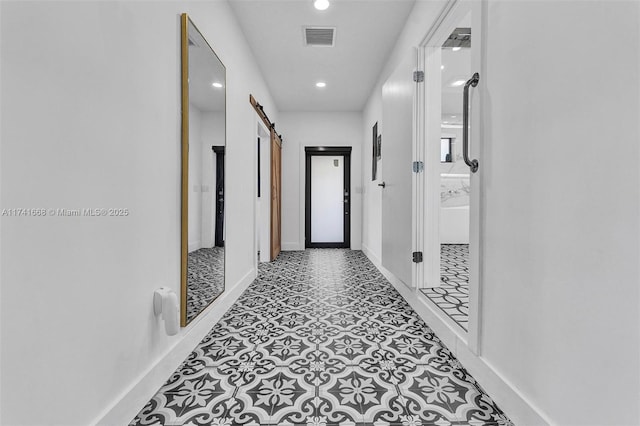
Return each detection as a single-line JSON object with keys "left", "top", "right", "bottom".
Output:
{"left": 131, "top": 250, "right": 511, "bottom": 425}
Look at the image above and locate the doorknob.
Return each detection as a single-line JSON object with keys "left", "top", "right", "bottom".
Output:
{"left": 378, "top": 182, "right": 386, "bottom": 188}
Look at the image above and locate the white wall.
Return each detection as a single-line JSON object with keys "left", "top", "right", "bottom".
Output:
{"left": 202, "top": 112, "right": 226, "bottom": 148}
{"left": 361, "top": 0, "right": 447, "bottom": 266}
{"left": 188, "top": 104, "right": 203, "bottom": 251}
{"left": 0, "top": 1, "right": 277, "bottom": 425}
{"left": 361, "top": 0, "right": 640, "bottom": 425}
{"left": 0, "top": 1, "right": 4, "bottom": 421}
{"left": 362, "top": 96, "right": 383, "bottom": 263}
{"left": 279, "top": 112, "right": 363, "bottom": 250}
{"left": 478, "top": 1, "right": 639, "bottom": 424}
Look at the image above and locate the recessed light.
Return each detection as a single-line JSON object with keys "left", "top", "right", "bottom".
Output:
{"left": 212, "top": 82, "right": 223, "bottom": 88}
{"left": 316, "top": 81, "right": 326, "bottom": 88}
{"left": 441, "top": 65, "right": 445, "bottom": 70}
{"left": 314, "top": 0, "right": 330, "bottom": 10}
{"left": 451, "top": 115, "right": 456, "bottom": 118}
{"left": 450, "top": 80, "right": 466, "bottom": 87}
{"left": 452, "top": 46, "right": 461, "bottom": 51}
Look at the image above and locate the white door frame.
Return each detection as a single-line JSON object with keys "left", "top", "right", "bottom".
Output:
{"left": 412, "top": 47, "right": 425, "bottom": 292}
{"left": 254, "top": 119, "right": 272, "bottom": 270}
{"left": 416, "top": 0, "right": 483, "bottom": 355}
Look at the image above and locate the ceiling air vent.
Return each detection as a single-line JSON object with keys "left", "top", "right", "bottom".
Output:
{"left": 304, "top": 27, "right": 336, "bottom": 47}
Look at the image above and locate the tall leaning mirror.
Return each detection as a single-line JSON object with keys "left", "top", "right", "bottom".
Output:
{"left": 181, "top": 14, "right": 226, "bottom": 326}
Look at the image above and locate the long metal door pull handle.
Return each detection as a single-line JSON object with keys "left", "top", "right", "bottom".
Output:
{"left": 463, "top": 72, "right": 480, "bottom": 173}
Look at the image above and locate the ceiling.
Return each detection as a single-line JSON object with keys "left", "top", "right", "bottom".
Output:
{"left": 229, "top": 0, "right": 416, "bottom": 112}
{"left": 441, "top": 13, "right": 472, "bottom": 125}
{"left": 188, "top": 22, "right": 226, "bottom": 113}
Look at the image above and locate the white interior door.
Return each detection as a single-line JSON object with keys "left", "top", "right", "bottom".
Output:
{"left": 381, "top": 51, "right": 416, "bottom": 287}
{"left": 311, "top": 156, "right": 344, "bottom": 243}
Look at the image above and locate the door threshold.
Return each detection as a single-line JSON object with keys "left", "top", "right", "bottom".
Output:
{"left": 416, "top": 290, "right": 469, "bottom": 344}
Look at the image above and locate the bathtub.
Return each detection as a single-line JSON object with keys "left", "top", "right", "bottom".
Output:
{"left": 440, "top": 205, "right": 469, "bottom": 243}
{"left": 440, "top": 173, "right": 469, "bottom": 244}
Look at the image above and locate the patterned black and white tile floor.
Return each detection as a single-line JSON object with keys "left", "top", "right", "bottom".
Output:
{"left": 131, "top": 249, "right": 512, "bottom": 426}
{"left": 188, "top": 247, "right": 225, "bottom": 322}
{"left": 420, "top": 245, "right": 469, "bottom": 331}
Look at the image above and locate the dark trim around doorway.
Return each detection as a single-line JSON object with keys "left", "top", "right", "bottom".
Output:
{"left": 305, "top": 146, "right": 352, "bottom": 249}
{"left": 212, "top": 146, "right": 225, "bottom": 247}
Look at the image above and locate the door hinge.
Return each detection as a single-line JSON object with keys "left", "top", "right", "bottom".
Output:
{"left": 412, "top": 251, "right": 423, "bottom": 263}
{"left": 413, "top": 70, "right": 424, "bottom": 83}
{"left": 412, "top": 161, "right": 424, "bottom": 173}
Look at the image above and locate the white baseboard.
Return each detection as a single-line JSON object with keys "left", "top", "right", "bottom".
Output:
{"left": 282, "top": 243, "right": 362, "bottom": 251}
{"left": 281, "top": 242, "right": 302, "bottom": 251}
{"left": 362, "top": 244, "right": 411, "bottom": 290}
{"left": 361, "top": 243, "right": 381, "bottom": 267}
{"left": 93, "top": 268, "right": 256, "bottom": 426}
{"left": 188, "top": 240, "right": 201, "bottom": 252}
{"left": 361, "top": 250, "right": 550, "bottom": 426}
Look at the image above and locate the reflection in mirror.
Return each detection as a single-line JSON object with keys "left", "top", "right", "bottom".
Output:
{"left": 441, "top": 137, "right": 453, "bottom": 163}
{"left": 181, "top": 14, "right": 226, "bottom": 326}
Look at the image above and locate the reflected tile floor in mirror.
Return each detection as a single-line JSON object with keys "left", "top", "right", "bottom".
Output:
{"left": 131, "top": 249, "right": 512, "bottom": 426}
{"left": 420, "top": 245, "right": 469, "bottom": 331}
{"left": 187, "top": 247, "right": 224, "bottom": 322}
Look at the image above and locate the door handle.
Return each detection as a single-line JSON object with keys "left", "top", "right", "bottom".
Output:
{"left": 463, "top": 72, "right": 480, "bottom": 173}
{"left": 378, "top": 182, "right": 386, "bottom": 188}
